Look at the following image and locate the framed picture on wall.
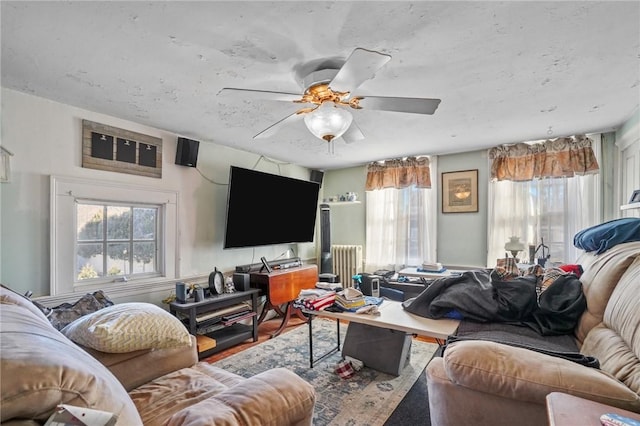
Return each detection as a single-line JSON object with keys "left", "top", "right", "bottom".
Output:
{"left": 442, "top": 169, "right": 478, "bottom": 213}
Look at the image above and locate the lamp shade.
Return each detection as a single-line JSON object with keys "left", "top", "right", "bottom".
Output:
{"left": 304, "top": 102, "right": 353, "bottom": 142}
{"left": 504, "top": 236, "right": 525, "bottom": 258}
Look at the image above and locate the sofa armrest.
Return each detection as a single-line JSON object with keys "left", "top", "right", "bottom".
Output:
{"left": 167, "top": 367, "right": 316, "bottom": 426}
{"left": 442, "top": 340, "right": 640, "bottom": 410}
{"left": 86, "top": 335, "right": 198, "bottom": 391}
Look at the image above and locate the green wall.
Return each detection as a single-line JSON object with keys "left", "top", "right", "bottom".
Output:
{"left": 322, "top": 150, "right": 490, "bottom": 271}
{"left": 437, "top": 150, "right": 489, "bottom": 267}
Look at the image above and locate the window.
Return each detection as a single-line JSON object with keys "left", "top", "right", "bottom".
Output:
{"left": 487, "top": 135, "right": 602, "bottom": 266}
{"left": 76, "top": 202, "right": 160, "bottom": 282}
{"left": 51, "top": 176, "right": 177, "bottom": 296}
{"left": 365, "top": 157, "right": 438, "bottom": 271}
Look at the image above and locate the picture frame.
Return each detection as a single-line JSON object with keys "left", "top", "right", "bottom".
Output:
{"left": 629, "top": 189, "right": 640, "bottom": 204}
{"left": 82, "top": 120, "right": 162, "bottom": 178}
{"left": 442, "top": 169, "right": 478, "bottom": 213}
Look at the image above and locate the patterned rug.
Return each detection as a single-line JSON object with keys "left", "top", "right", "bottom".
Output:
{"left": 211, "top": 318, "right": 438, "bottom": 426}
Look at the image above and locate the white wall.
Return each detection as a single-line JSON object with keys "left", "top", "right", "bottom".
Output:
{"left": 0, "top": 89, "right": 315, "bottom": 302}
{"left": 616, "top": 108, "right": 640, "bottom": 218}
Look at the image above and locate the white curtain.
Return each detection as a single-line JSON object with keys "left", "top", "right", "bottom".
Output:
{"left": 365, "top": 157, "right": 438, "bottom": 272}
{"left": 487, "top": 135, "right": 602, "bottom": 266}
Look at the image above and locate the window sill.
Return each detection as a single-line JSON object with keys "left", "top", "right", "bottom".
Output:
{"left": 620, "top": 202, "right": 640, "bottom": 210}
{"left": 35, "top": 274, "right": 208, "bottom": 306}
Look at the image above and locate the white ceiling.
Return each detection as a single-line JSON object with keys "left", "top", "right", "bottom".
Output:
{"left": 2, "top": 1, "right": 639, "bottom": 170}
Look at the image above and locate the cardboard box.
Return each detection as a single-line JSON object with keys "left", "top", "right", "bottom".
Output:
{"left": 196, "top": 334, "right": 217, "bottom": 353}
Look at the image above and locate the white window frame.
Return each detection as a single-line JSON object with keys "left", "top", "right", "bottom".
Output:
{"left": 51, "top": 175, "right": 178, "bottom": 296}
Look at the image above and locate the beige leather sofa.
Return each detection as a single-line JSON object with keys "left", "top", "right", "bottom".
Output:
{"left": 0, "top": 286, "right": 316, "bottom": 426}
{"left": 426, "top": 241, "right": 640, "bottom": 426}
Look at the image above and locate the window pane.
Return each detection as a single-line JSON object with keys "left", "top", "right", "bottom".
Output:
{"left": 107, "top": 206, "right": 130, "bottom": 240}
{"left": 77, "top": 243, "right": 103, "bottom": 280}
{"left": 133, "top": 241, "right": 156, "bottom": 273}
{"left": 77, "top": 204, "right": 103, "bottom": 241}
{"left": 107, "top": 242, "right": 129, "bottom": 276}
{"left": 133, "top": 207, "right": 156, "bottom": 240}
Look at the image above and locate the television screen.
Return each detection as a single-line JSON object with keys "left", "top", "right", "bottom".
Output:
{"left": 224, "top": 166, "right": 320, "bottom": 249}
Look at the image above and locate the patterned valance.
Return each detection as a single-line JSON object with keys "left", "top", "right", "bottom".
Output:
{"left": 365, "top": 156, "right": 431, "bottom": 190}
{"left": 488, "top": 135, "right": 599, "bottom": 182}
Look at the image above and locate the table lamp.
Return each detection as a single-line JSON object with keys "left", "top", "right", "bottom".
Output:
{"left": 504, "top": 236, "right": 526, "bottom": 261}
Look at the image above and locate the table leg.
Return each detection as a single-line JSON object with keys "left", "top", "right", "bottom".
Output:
{"left": 257, "top": 302, "right": 270, "bottom": 324}
{"left": 257, "top": 299, "right": 281, "bottom": 325}
{"left": 308, "top": 315, "right": 341, "bottom": 368}
{"left": 270, "top": 301, "right": 294, "bottom": 338}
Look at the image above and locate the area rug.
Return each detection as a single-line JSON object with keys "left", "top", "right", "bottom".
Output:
{"left": 211, "top": 318, "right": 438, "bottom": 426}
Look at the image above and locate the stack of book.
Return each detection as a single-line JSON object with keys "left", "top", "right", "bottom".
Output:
{"left": 334, "top": 288, "right": 366, "bottom": 311}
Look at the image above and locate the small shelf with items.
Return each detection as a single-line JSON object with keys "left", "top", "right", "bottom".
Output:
{"left": 323, "top": 201, "right": 361, "bottom": 206}
{"left": 322, "top": 191, "right": 360, "bottom": 205}
{"left": 169, "top": 289, "right": 260, "bottom": 359}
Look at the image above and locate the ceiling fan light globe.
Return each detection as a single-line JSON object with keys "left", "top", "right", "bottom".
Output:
{"left": 304, "top": 102, "right": 353, "bottom": 141}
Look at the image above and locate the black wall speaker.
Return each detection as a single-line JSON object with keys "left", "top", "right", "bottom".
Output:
{"left": 320, "top": 203, "right": 332, "bottom": 274}
{"left": 232, "top": 273, "right": 251, "bottom": 292}
{"left": 175, "top": 137, "right": 200, "bottom": 167}
{"left": 310, "top": 169, "right": 324, "bottom": 186}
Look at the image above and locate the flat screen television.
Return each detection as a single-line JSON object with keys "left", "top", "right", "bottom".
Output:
{"left": 223, "top": 166, "right": 321, "bottom": 249}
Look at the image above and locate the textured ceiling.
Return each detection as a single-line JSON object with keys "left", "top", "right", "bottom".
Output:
{"left": 2, "top": 1, "right": 639, "bottom": 170}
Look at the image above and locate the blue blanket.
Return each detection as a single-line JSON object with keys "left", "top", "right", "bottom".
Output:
{"left": 574, "top": 218, "right": 640, "bottom": 254}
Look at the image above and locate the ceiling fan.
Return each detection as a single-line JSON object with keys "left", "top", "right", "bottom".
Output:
{"left": 218, "top": 48, "right": 441, "bottom": 147}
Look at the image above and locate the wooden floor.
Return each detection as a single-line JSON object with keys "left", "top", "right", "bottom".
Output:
{"left": 202, "top": 313, "right": 437, "bottom": 364}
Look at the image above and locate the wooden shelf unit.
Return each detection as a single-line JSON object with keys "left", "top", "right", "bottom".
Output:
{"left": 169, "top": 289, "right": 260, "bottom": 359}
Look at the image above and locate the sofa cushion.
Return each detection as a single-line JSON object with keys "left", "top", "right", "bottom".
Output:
{"left": 574, "top": 241, "right": 640, "bottom": 343}
{"left": 0, "top": 285, "right": 51, "bottom": 326}
{"left": 85, "top": 335, "right": 198, "bottom": 392}
{"left": 129, "top": 363, "right": 316, "bottom": 426}
{"left": 61, "top": 302, "right": 192, "bottom": 353}
{"left": 0, "top": 302, "right": 142, "bottom": 425}
{"left": 581, "top": 255, "right": 640, "bottom": 394}
{"left": 441, "top": 340, "right": 640, "bottom": 412}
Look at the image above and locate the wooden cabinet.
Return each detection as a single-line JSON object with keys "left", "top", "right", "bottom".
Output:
{"left": 169, "top": 289, "right": 260, "bottom": 359}
{"left": 250, "top": 264, "right": 318, "bottom": 337}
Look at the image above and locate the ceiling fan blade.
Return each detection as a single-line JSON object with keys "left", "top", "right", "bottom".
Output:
{"left": 342, "top": 121, "right": 365, "bottom": 144}
{"left": 218, "top": 87, "right": 302, "bottom": 102}
{"left": 254, "top": 111, "right": 305, "bottom": 139}
{"left": 329, "top": 48, "right": 391, "bottom": 93}
{"left": 357, "top": 96, "right": 441, "bottom": 115}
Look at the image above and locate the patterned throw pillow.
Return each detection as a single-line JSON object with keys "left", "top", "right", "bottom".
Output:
{"left": 493, "top": 257, "right": 521, "bottom": 280}
{"left": 61, "top": 302, "right": 192, "bottom": 353}
{"left": 538, "top": 267, "right": 567, "bottom": 295}
{"left": 32, "top": 290, "right": 115, "bottom": 331}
